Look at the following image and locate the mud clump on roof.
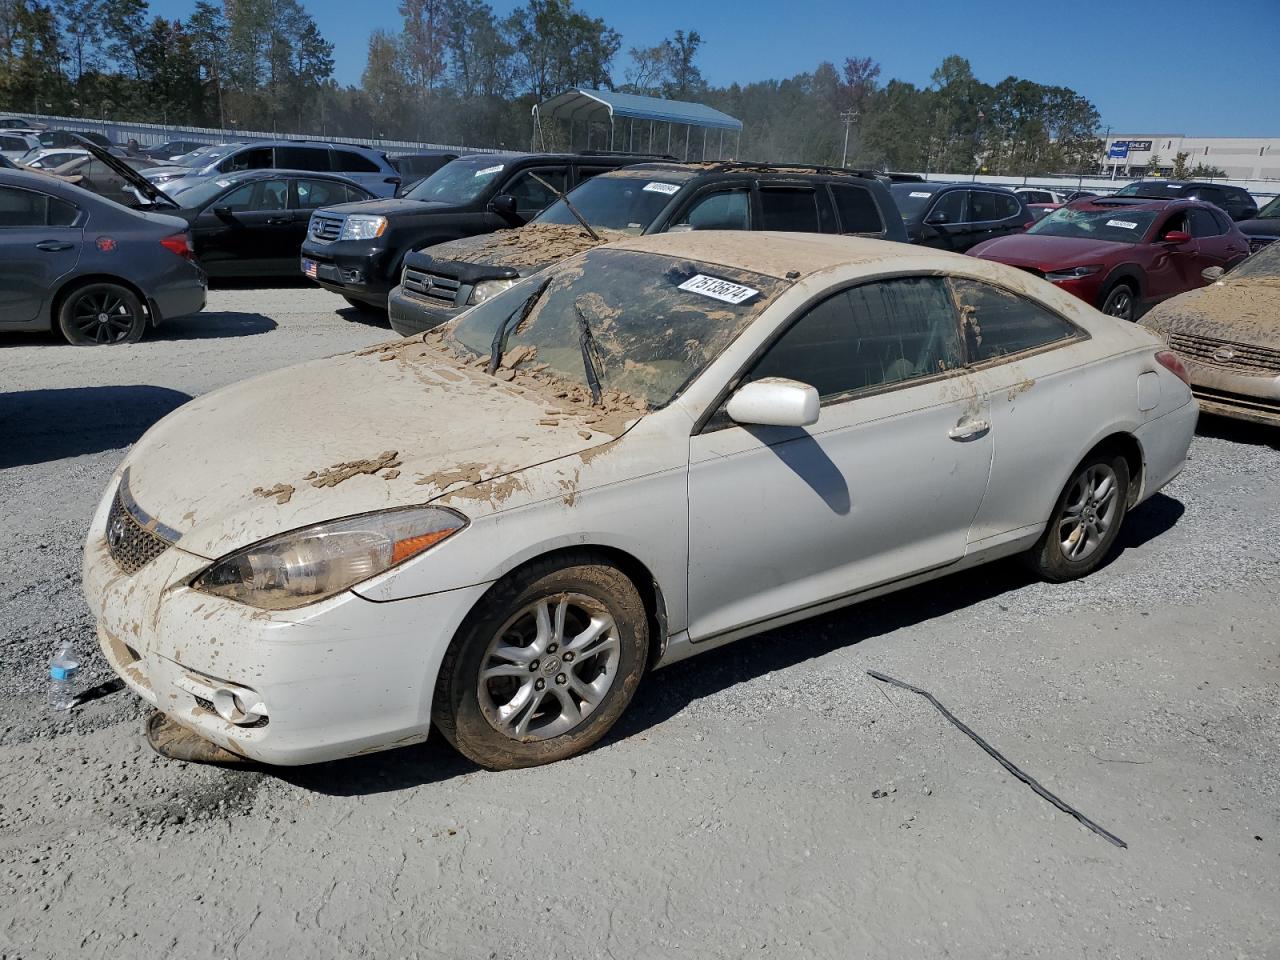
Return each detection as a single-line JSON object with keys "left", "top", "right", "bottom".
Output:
{"left": 308, "top": 450, "right": 403, "bottom": 488}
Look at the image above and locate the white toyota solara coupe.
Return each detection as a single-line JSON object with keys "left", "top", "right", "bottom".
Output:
{"left": 85, "top": 232, "right": 1197, "bottom": 768}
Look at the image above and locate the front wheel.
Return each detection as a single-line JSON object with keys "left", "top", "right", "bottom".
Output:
{"left": 58, "top": 283, "right": 147, "bottom": 345}
{"left": 1100, "top": 283, "right": 1136, "bottom": 321}
{"left": 433, "top": 556, "right": 649, "bottom": 769}
{"left": 1025, "top": 451, "right": 1130, "bottom": 582}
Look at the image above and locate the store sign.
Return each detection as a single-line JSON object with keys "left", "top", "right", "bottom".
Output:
{"left": 1112, "top": 139, "right": 1153, "bottom": 152}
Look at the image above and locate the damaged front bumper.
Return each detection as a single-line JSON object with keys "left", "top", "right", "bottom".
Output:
{"left": 82, "top": 480, "right": 490, "bottom": 766}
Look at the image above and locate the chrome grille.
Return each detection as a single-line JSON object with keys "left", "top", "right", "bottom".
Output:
{"left": 1168, "top": 333, "right": 1280, "bottom": 376}
{"left": 309, "top": 213, "right": 343, "bottom": 243}
{"left": 105, "top": 483, "right": 174, "bottom": 575}
{"left": 402, "top": 267, "right": 461, "bottom": 304}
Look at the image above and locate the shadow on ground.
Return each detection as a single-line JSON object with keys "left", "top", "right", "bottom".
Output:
{"left": 0, "top": 385, "right": 193, "bottom": 467}
{"left": 153, "top": 311, "right": 277, "bottom": 341}
{"left": 1197, "top": 412, "right": 1280, "bottom": 450}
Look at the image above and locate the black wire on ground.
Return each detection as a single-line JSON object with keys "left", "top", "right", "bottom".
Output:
{"left": 866, "top": 669, "right": 1127, "bottom": 849}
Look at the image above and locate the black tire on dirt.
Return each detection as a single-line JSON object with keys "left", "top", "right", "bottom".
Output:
{"left": 58, "top": 282, "right": 147, "bottom": 345}
{"left": 433, "top": 554, "right": 649, "bottom": 770}
{"left": 1025, "top": 449, "right": 1130, "bottom": 583}
{"left": 1099, "top": 282, "right": 1137, "bottom": 321}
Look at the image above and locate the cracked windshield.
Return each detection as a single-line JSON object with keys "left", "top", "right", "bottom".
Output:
{"left": 446, "top": 247, "right": 788, "bottom": 406}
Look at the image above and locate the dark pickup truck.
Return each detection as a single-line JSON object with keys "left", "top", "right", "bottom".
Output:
{"left": 299, "top": 151, "right": 668, "bottom": 311}
{"left": 386, "top": 161, "right": 908, "bottom": 336}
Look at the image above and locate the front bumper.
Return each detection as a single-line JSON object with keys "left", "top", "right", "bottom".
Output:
{"left": 300, "top": 241, "right": 396, "bottom": 306}
{"left": 83, "top": 485, "right": 491, "bottom": 766}
{"left": 1183, "top": 359, "right": 1280, "bottom": 426}
{"left": 387, "top": 282, "right": 466, "bottom": 336}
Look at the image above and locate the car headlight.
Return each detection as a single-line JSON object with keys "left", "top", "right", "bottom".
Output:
{"left": 1045, "top": 264, "right": 1102, "bottom": 282}
{"left": 191, "top": 506, "right": 467, "bottom": 610}
{"left": 339, "top": 215, "right": 388, "bottom": 241}
{"left": 468, "top": 278, "right": 519, "bottom": 305}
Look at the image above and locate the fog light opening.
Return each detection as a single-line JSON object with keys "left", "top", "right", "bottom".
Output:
{"left": 211, "top": 687, "right": 267, "bottom": 726}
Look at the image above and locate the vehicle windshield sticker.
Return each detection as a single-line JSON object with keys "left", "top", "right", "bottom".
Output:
{"left": 643, "top": 182, "right": 680, "bottom": 194}
{"left": 215, "top": 179, "right": 232, "bottom": 188}
{"left": 678, "top": 274, "right": 760, "bottom": 304}
{"left": 1105, "top": 219, "right": 1139, "bottom": 229}
{"left": 474, "top": 164, "right": 503, "bottom": 177}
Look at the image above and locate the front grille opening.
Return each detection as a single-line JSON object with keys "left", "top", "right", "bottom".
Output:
{"left": 1170, "top": 333, "right": 1280, "bottom": 376}
{"left": 106, "top": 489, "right": 174, "bottom": 575}
{"left": 402, "top": 268, "right": 461, "bottom": 304}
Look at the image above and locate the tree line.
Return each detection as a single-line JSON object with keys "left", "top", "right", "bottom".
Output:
{"left": 1, "top": 0, "right": 1110, "bottom": 175}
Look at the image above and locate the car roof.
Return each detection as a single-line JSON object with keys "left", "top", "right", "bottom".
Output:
{"left": 607, "top": 230, "right": 961, "bottom": 281}
{"left": 1072, "top": 196, "right": 1196, "bottom": 211}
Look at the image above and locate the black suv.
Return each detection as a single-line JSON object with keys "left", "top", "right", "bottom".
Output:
{"left": 1113, "top": 180, "right": 1259, "bottom": 222}
{"left": 387, "top": 161, "right": 907, "bottom": 336}
{"left": 1238, "top": 194, "right": 1279, "bottom": 253}
{"left": 890, "top": 182, "right": 1033, "bottom": 252}
{"left": 300, "top": 151, "right": 667, "bottom": 311}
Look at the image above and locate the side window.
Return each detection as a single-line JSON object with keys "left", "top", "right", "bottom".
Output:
{"left": 332, "top": 150, "right": 379, "bottom": 173}
{"left": 293, "top": 178, "right": 351, "bottom": 209}
{"left": 952, "top": 279, "right": 1077, "bottom": 363}
{"left": 929, "top": 189, "right": 967, "bottom": 223}
{"left": 1189, "top": 208, "right": 1224, "bottom": 237}
{"left": 829, "top": 184, "right": 884, "bottom": 234}
{"left": 502, "top": 167, "right": 568, "bottom": 216}
{"left": 218, "top": 179, "right": 288, "bottom": 212}
{"left": 48, "top": 197, "right": 78, "bottom": 226}
{"left": 1158, "top": 211, "right": 1189, "bottom": 239}
{"left": 344, "top": 184, "right": 371, "bottom": 204}
{"left": 222, "top": 147, "right": 273, "bottom": 172}
{"left": 674, "top": 189, "right": 751, "bottom": 230}
{"left": 0, "top": 186, "right": 50, "bottom": 226}
{"left": 746, "top": 277, "right": 961, "bottom": 399}
{"left": 972, "top": 190, "right": 1019, "bottom": 221}
{"left": 275, "top": 146, "right": 331, "bottom": 172}
{"left": 1212, "top": 208, "right": 1234, "bottom": 232}
{"left": 575, "top": 166, "right": 614, "bottom": 183}
{"left": 1189, "top": 186, "right": 1224, "bottom": 206}
{"left": 758, "top": 186, "right": 820, "bottom": 232}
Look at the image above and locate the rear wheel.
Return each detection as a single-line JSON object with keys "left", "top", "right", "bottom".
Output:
{"left": 1025, "top": 450, "right": 1130, "bottom": 582}
{"left": 1100, "top": 282, "right": 1136, "bottom": 321}
{"left": 58, "top": 282, "right": 147, "bottom": 345}
{"left": 433, "top": 556, "right": 649, "bottom": 769}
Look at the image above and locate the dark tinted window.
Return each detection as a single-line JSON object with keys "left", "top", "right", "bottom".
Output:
{"left": 830, "top": 184, "right": 884, "bottom": 233}
{"left": 759, "top": 187, "right": 820, "bottom": 231}
{"left": 276, "top": 146, "right": 331, "bottom": 171}
{"left": 332, "top": 149, "right": 380, "bottom": 173}
{"left": 344, "top": 184, "right": 371, "bottom": 203}
{"left": 502, "top": 167, "right": 568, "bottom": 216}
{"left": 971, "top": 190, "right": 1020, "bottom": 221}
{"left": 294, "top": 178, "right": 354, "bottom": 209}
{"left": 675, "top": 189, "right": 751, "bottom": 230}
{"left": 747, "top": 276, "right": 961, "bottom": 399}
{"left": 952, "top": 279, "right": 1076, "bottom": 362}
{"left": 48, "top": 197, "right": 77, "bottom": 226}
{"left": 1189, "top": 208, "right": 1224, "bottom": 237}
{"left": 1188, "top": 186, "right": 1224, "bottom": 205}
{"left": 0, "top": 135, "right": 27, "bottom": 151}
{"left": 929, "top": 189, "right": 967, "bottom": 223}
{"left": 0, "top": 186, "right": 50, "bottom": 226}
{"left": 222, "top": 147, "right": 273, "bottom": 172}
{"left": 219, "top": 179, "right": 288, "bottom": 212}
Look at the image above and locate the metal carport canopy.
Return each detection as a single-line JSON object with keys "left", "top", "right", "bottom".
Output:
{"left": 534, "top": 88, "right": 742, "bottom": 133}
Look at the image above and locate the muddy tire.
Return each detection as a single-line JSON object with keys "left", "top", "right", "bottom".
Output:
{"left": 1099, "top": 282, "right": 1136, "bottom": 321}
{"left": 58, "top": 282, "right": 146, "bottom": 345}
{"left": 1025, "top": 450, "right": 1130, "bottom": 583}
{"left": 432, "top": 554, "right": 648, "bottom": 769}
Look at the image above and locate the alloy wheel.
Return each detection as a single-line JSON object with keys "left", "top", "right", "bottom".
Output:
{"left": 1058, "top": 463, "right": 1120, "bottom": 562}
{"left": 1103, "top": 287, "right": 1134, "bottom": 320}
{"left": 70, "top": 290, "right": 137, "bottom": 344}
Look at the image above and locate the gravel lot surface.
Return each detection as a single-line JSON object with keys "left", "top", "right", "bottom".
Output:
{"left": 1, "top": 284, "right": 1278, "bottom": 959}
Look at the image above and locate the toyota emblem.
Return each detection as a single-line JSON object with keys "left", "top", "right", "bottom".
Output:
{"left": 1211, "top": 347, "right": 1236, "bottom": 362}
{"left": 107, "top": 515, "right": 127, "bottom": 549}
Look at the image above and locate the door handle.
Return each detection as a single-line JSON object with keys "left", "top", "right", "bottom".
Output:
{"left": 36, "top": 240, "right": 74, "bottom": 251}
{"left": 265, "top": 217, "right": 292, "bottom": 224}
{"left": 948, "top": 418, "right": 990, "bottom": 440}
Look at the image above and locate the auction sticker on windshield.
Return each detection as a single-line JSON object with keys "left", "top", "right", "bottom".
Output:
{"left": 678, "top": 274, "right": 760, "bottom": 304}
{"left": 910, "top": 191, "right": 931, "bottom": 198}
{"left": 643, "top": 182, "right": 680, "bottom": 194}
{"left": 1106, "top": 219, "right": 1139, "bottom": 229}
{"left": 474, "top": 164, "right": 503, "bottom": 177}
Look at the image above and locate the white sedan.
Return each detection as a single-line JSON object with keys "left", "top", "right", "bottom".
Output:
{"left": 84, "top": 232, "right": 1197, "bottom": 768}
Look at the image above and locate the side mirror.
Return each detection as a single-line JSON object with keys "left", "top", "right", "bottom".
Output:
{"left": 212, "top": 206, "right": 234, "bottom": 220}
{"left": 924, "top": 210, "right": 949, "bottom": 226}
{"left": 726, "top": 378, "right": 819, "bottom": 428}
{"left": 1163, "top": 230, "right": 1191, "bottom": 245}
{"left": 1201, "top": 265, "right": 1225, "bottom": 283}
{"left": 488, "top": 194, "right": 518, "bottom": 217}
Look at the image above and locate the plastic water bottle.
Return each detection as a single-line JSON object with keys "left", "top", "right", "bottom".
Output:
{"left": 48, "top": 641, "right": 80, "bottom": 713}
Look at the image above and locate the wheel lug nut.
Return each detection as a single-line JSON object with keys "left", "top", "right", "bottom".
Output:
{"left": 563, "top": 652, "right": 574, "bottom": 662}
{"left": 535, "top": 679, "right": 545, "bottom": 690}
{"left": 555, "top": 673, "right": 566, "bottom": 685}
{"left": 547, "top": 643, "right": 558, "bottom": 653}
{"left": 529, "top": 660, "right": 540, "bottom": 672}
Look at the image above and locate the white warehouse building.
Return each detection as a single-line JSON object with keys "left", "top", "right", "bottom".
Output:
{"left": 1101, "top": 135, "right": 1280, "bottom": 180}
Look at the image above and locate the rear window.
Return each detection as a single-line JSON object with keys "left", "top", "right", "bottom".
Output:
{"left": 971, "top": 191, "right": 1021, "bottom": 221}
{"left": 830, "top": 184, "right": 883, "bottom": 233}
{"left": 333, "top": 150, "right": 381, "bottom": 173}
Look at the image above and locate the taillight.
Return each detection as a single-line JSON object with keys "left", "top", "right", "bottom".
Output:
{"left": 1155, "top": 350, "right": 1190, "bottom": 385}
{"left": 159, "top": 232, "right": 194, "bottom": 260}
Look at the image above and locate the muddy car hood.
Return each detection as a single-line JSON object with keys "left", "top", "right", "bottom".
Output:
{"left": 1140, "top": 279, "right": 1280, "bottom": 346}
{"left": 122, "top": 342, "right": 633, "bottom": 560}
{"left": 969, "top": 233, "right": 1131, "bottom": 268}
{"left": 421, "top": 224, "right": 626, "bottom": 276}
{"left": 323, "top": 197, "right": 469, "bottom": 218}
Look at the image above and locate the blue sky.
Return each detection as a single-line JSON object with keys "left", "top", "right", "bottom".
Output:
{"left": 151, "top": 0, "right": 1280, "bottom": 137}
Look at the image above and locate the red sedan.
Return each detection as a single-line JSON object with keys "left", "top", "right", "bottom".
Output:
{"left": 968, "top": 197, "right": 1252, "bottom": 320}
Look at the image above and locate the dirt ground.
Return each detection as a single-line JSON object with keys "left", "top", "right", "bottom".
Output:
{"left": 1, "top": 283, "right": 1278, "bottom": 959}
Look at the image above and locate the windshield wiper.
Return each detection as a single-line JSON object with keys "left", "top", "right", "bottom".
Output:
{"left": 528, "top": 172, "right": 600, "bottom": 242}
{"left": 573, "top": 302, "right": 603, "bottom": 405}
{"left": 487, "top": 275, "right": 553, "bottom": 374}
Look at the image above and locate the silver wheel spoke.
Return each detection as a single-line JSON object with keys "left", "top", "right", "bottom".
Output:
{"left": 491, "top": 640, "right": 535, "bottom": 664}
{"left": 481, "top": 662, "right": 529, "bottom": 681}
{"left": 566, "top": 616, "right": 614, "bottom": 655}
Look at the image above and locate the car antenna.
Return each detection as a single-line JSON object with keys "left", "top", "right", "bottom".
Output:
{"left": 528, "top": 172, "right": 600, "bottom": 242}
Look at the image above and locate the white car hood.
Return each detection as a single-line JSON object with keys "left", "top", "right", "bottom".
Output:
{"left": 123, "top": 339, "right": 638, "bottom": 560}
